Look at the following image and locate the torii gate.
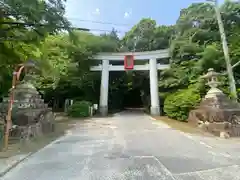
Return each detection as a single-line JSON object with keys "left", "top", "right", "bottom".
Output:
{"left": 90, "top": 49, "right": 170, "bottom": 116}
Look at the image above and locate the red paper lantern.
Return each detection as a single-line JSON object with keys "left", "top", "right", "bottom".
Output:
{"left": 124, "top": 55, "right": 134, "bottom": 70}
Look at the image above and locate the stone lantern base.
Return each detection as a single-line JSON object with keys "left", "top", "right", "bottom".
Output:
{"left": 188, "top": 92, "right": 240, "bottom": 138}
{"left": 188, "top": 68, "right": 240, "bottom": 138}
{"left": 0, "top": 82, "right": 55, "bottom": 142}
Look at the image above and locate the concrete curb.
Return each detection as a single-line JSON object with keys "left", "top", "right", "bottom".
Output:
{"left": 0, "top": 130, "right": 69, "bottom": 177}
{"left": 0, "top": 153, "right": 31, "bottom": 177}
{"left": 148, "top": 116, "right": 157, "bottom": 121}
{"left": 148, "top": 115, "right": 172, "bottom": 129}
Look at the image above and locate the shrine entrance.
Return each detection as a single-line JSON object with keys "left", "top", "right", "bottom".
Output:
{"left": 123, "top": 88, "right": 143, "bottom": 109}
{"left": 90, "top": 49, "right": 170, "bottom": 116}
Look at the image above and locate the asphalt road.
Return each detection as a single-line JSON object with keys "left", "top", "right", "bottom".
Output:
{"left": 2, "top": 111, "right": 240, "bottom": 180}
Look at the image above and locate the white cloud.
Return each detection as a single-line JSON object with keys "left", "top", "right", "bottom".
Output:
{"left": 124, "top": 8, "right": 132, "bottom": 18}
{"left": 124, "top": 12, "right": 130, "bottom": 18}
{"left": 93, "top": 8, "right": 100, "bottom": 15}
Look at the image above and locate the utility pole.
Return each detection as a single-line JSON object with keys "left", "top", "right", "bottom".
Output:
{"left": 207, "top": 0, "right": 237, "bottom": 99}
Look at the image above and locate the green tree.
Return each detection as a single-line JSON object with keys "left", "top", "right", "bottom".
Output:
{"left": 162, "top": 1, "right": 240, "bottom": 119}
{"left": 1, "top": 0, "right": 70, "bottom": 41}
{"left": 0, "top": 0, "right": 71, "bottom": 98}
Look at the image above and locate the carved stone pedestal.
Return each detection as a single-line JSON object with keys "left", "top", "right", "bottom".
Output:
{"left": 188, "top": 68, "right": 240, "bottom": 138}
{"left": 0, "top": 81, "right": 55, "bottom": 142}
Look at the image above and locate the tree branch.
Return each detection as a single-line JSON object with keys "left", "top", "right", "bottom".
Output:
{"left": 232, "top": 61, "right": 240, "bottom": 69}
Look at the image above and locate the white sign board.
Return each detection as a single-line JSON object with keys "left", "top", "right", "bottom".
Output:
{"left": 93, "top": 104, "right": 98, "bottom": 110}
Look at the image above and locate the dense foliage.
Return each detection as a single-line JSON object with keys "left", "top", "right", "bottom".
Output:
{"left": 161, "top": 2, "right": 240, "bottom": 120}
{"left": 164, "top": 85, "right": 202, "bottom": 121}
{"left": 0, "top": 1, "right": 240, "bottom": 120}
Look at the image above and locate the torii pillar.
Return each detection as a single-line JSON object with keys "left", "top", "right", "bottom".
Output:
{"left": 99, "top": 59, "right": 109, "bottom": 116}
{"left": 149, "top": 58, "right": 160, "bottom": 116}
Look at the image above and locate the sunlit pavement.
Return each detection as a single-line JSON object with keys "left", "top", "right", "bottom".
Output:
{"left": 2, "top": 110, "right": 240, "bottom": 180}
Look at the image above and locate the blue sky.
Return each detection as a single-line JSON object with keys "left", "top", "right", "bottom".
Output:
{"left": 65, "top": 0, "right": 225, "bottom": 36}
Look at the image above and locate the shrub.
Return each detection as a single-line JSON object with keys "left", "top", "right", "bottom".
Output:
{"left": 67, "top": 101, "right": 92, "bottom": 118}
{"left": 164, "top": 85, "right": 201, "bottom": 121}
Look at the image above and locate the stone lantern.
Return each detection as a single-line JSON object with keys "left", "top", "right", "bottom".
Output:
{"left": 0, "top": 60, "right": 55, "bottom": 141}
{"left": 188, "top": 68, "right": 240, "bottom": 138}
{"left": 201, "top": 68, "right": 223, "bottom": 99}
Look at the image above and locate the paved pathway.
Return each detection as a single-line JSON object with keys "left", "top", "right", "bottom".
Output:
{"left": 2, "top": 111, "right": 240, "bottom": 180}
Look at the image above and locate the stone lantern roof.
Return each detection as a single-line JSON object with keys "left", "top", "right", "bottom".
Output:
{"left": 201, "top": 68, "right": 221, "bottom": 79}
{"left": 201, "top": 68, "right": 223, "bottom": 98}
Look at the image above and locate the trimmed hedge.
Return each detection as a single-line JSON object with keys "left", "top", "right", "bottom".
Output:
{"left": 164, "top": 86, "right": 201, "bottom": 121}
{"left": 67, "top": 101, "right": 92, "bottom": 118}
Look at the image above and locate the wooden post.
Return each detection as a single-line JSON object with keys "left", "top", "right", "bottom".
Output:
{"left": 3, "top": 65, "right": 25, "bottom": 150}
{"left": 3, "top": 71, "right": 17, "bottom": 150}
